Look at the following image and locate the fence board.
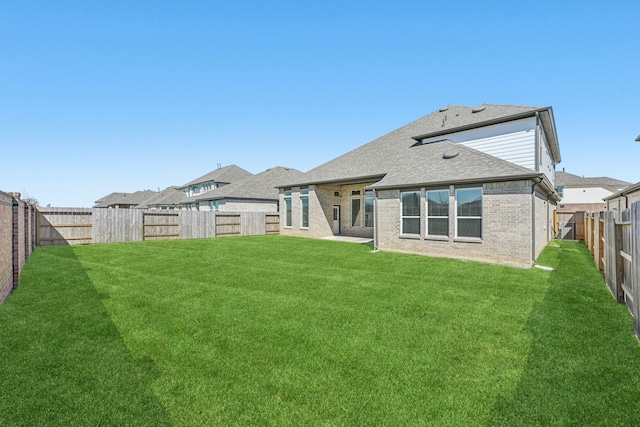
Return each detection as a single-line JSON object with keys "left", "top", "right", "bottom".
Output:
{"left": 37, "top": 208, "right": 93, "bottom": 246}
{"left": 93, "top": 208, "right": 144, "bottom": 243}
{"left": 180, "top": 211, "right": 216, "bottom": 239}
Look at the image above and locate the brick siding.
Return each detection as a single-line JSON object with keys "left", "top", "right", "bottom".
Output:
{"left": 0, "top": 191, "right": 36, "bottom": 303}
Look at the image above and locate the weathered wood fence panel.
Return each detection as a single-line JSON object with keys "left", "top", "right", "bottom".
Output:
{"left": 93, "top": 208, "right": 144, "bottom": 243}
{"left": 265, "top": 213, "right": 280, "bottom": 234}
{"left": 586, "top": 202, "right": 640, "bottom": 339}
{"left": 143, "top": 212, "right": 179, "bottom": 241}
{"left": 180, "top": 211, "right": 216, "bottom": 239}
{"left": 37, "top": 208, "right": 93, "bottom": 246}
{"left": 37, "top": 209, "right": 279, "bottom": 246}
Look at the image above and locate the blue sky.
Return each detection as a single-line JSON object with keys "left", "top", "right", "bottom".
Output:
{"left": 1, "top": 1, "right": 639, "bottom": 207}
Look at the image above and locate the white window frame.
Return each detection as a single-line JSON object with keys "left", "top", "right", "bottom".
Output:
{"left": 400, "top": 190, "right": 421, "bottom": 236}
{"left": 426, "top": 189, "right": 449, "bottom": 237}
{"left": 455, "top": 187, "right": 483, "bottom": 239}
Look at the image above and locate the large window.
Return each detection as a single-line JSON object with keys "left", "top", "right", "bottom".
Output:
{"left": 427, "top": 189, "right": 449, "bottom": 236}
{"left": 401, "top": 191, "right": 420, "bottom": 235}
{"left": 301, "top": 196, "right": 309, "bottom": 228}
{"left": 456, "top": 188, "right": 482, "bottom": 238}
{"left": 351, "top": 198, "right": 361, "bottom": 227}
{"left": 364, "top": 196, "right": 374, "bottom": 228}
{"left": 284, "top": 194, "right": 292, "bottom": 228}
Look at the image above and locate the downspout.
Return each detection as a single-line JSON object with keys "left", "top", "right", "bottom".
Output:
{"left": 531, "top": 177, "right": 544, "bottom": 263}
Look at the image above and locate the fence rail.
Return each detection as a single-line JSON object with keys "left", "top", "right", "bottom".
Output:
{"left": 585, "top": 202, "right": 640, "bottom": 339}
{"left": 35, "top": 208, "right": 279, "bottom": 246}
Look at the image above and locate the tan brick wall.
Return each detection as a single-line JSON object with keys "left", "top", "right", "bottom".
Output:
{"left": 280, "top": 184, "right": 375, "bottom": 238}
{"left": 0, "top": 192, "right": 12, "bottom": 302}
{"left": 376, "top": 180, "right": 537, "bottom": 267}
{"left": 0, "top": 192, "right": 36, "bottom": 303}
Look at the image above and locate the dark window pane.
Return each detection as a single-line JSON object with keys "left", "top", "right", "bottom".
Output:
{"left": 457, "top": 188, "right": 482, "bottom": 217}
{"left": 301, "top": 197, "right": 309, "bottom": 227}
{"left": 402, "top": 192, "right": 420, "bottom": 216}
{"left": 364, "top": 197, "right": 374, "bottom": 228}
{"left": 351, "top": 199, "right": 361, "bottom": 227}
{"left": 428, "top": 218, "right": 448, "bottom": 236}
{"left": 403, "top": 218, "right": 420, "bottom": 235}
{"left": 285, "top": 199, "right": 292, "bottom": 227}
{"left": 457, "top": 218, "right": 481, "bottom": 238}
{"left": 427, "top": 190, "right": 449, "bottom": 216}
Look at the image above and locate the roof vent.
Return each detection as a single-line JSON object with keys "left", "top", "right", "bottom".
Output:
{"left": 471, "top": 106, "right": 486, "bottom": 113}
{"left": 439, "top": 106, "right": 449, "bottom": 112}
{"left": 443, "top": 149, "right": 460, "bottom": 159}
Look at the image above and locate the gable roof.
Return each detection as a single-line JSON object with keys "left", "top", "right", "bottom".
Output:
{"left": 181, "top": 164, "right": 252, "bottom": 188}
{"left": 604, "top": 181, "right": 640, "bottom": 201}
{"left": 369, "top": 140, "right": 540, "bottom": 189}
{"left": 94, "top": 192, "right": 128, "bottom": 207}
{"left": 137, "top": 186, "right": 186, "bottom": 208}
{"left": 281, "top": 103, "right": 558, "bottom": 188}
{"left": 94, "top": 190, "right": 159, "bottom": 208}
{"left": 556, "top": 171, "right": 631, "bottom": 190}
{"left": 191, "top": 167, "right": 305, "bottom": 203}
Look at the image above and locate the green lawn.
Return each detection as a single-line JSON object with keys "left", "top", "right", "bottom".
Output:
{"left": 1, "top": 236, "right": 639, "bottom": 426}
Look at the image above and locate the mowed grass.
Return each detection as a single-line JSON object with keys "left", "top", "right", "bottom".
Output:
{"left": 1, "top": 236, "right": 640, "bottom": 426}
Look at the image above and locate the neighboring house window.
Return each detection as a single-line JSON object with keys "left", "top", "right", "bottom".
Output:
{"left": 456, "top": 187, "right": 482, "bottom": 239}
{"left": 209, "top": 200, "right": 220, "bottom": 211}
{"left": 557, "top": 186, "right": 564, "bottom": 197}
{"left": 427, "top": 189, "right": 449, "bottom": 236}
{"left": 363, "top": 189, "right": 374, "bottom": 228}
{"left": 401, "top": 191, "right": 420, "bottom": 235}
{"left": 193, "top": 185, "right": 201, "bottom": 194}
{"left": 284, "top": 188, "right": 292, "bottom": 227}
{"left": 301, "top": 186, "right": 309, "bottom": 195}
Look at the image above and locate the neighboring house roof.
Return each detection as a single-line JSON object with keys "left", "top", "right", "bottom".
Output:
{"left": 189, "top": 167, "right": 305, "bottom": 203}
{"left": 556, "top": 171, "right": 631, "bottom": 191}
{"left": 369, "top": 141, "right": 541, "bottom": 190}
{"left": 94, "top": 192, "right": 128, "bottom": 208}
{"left": 180, "top": 164, "right": 252, "bottom": 188}
{"left": 281, "top": 104, "right": 558, "bottom": 188}
{"left": 94, "top": 190, "right": 159, "bottom": 208}
{"left": 138, "top": 186, "right": 186, "bottom": 208}
{"left": 604, "top": 181, "right": 640, "bottom": 201}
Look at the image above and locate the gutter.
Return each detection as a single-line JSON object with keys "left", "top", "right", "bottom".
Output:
{"left": 368, "top": 173, "right": 542, "bottom": 191}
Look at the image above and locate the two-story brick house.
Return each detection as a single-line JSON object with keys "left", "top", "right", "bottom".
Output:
{"left": 278, "top": 104, "right": 561, "bottom": 267}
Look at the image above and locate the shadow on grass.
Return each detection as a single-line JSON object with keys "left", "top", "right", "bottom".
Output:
{"left": 488, "top": 241, "right": 640, "bottom": 426}
{"left": 0, "top": 246, "right": 170, "bottom": 426}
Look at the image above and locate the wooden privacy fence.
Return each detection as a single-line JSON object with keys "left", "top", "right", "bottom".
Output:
{"left": 585, "top": 202, "right": 640, "bottom": 339}
{"left": 37, "top": 209, "right": 280, "bottom": 246}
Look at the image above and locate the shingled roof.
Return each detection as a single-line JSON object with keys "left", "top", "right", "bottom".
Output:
{"left": 181, "top": 164, "right": 252, "bottom": 188}
{"left": 281, "top": 103, "right": 558, "bottom": 188}
{"left": 137, "top": 186, "right": 186, "bottom": 208}
{"left": 191, "top": 167, "right": 305, "bottom": 203}
{"left": 369, "top": 141, "right": 540, "bottom": 189}
{"left": 556, "top": 171, "right": 631, "bottom": 190}
{"left": 93, "top": 190, "right": 159, "bottom": 208}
